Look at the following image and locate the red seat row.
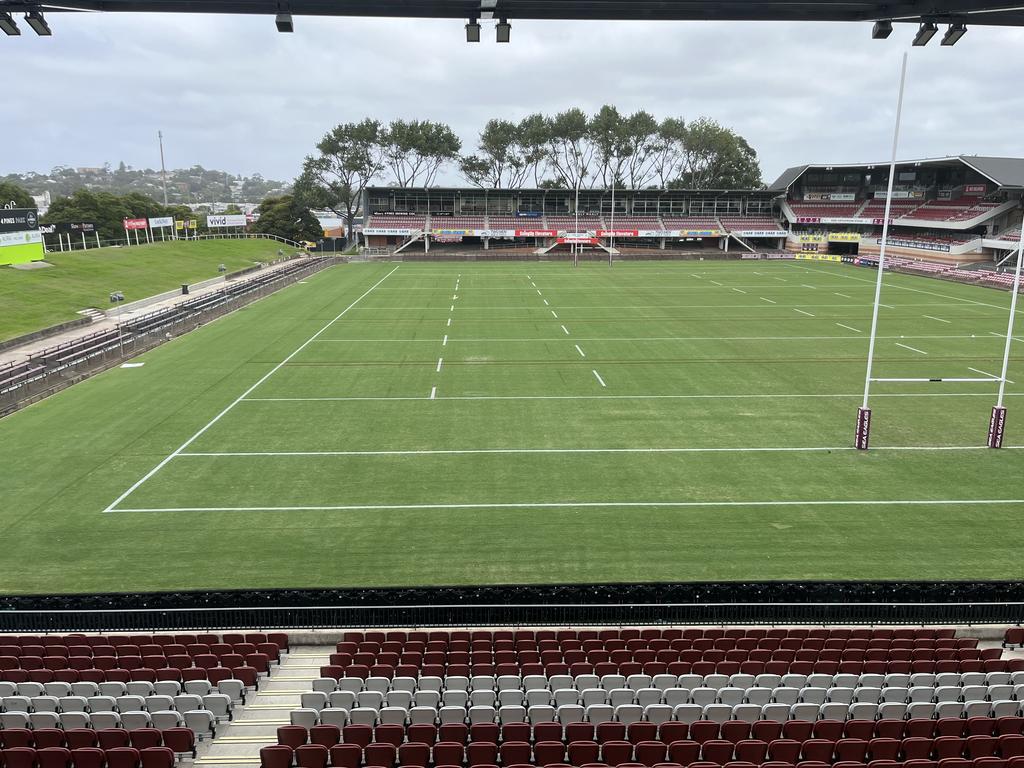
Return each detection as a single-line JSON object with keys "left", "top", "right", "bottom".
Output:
{"left": 0, "top": 728, "right": 193, "bottom": 755}
{"left": 0, "top": 746, "right": 176, "bottom": 768}
{"left": 0, "top": 653, "right": 273, "bottom": 673}
{"left": 0, "top": 644, "right": 279, "bottom": 661}
{"left": 0, "top": 635, "right": 287, "bottom": 650}
{"left": 339, "top": 642, "right": 976, "bottom": 657}
{"left": 0, "top": 665, "right": 261, "bottom": 686}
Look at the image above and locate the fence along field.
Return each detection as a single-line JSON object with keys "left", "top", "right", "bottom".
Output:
{"left": 0, "top": 258, "right": 1022, "bottom": 593}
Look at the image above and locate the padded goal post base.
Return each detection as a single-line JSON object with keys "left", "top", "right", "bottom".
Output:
{"left": 855, "top": 407, "right": 871, "bottom": 450}
{"left": 988, "top": 406, "right": 1007, "bottom": 449}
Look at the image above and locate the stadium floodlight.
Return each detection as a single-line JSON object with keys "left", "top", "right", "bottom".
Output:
{"left": 0, "top": 12, "right": 20, "bottom": 35}
{"left": 275, "top": 13, "right": 293, "bottom": 32}
{"left": 941, "top": 22, "right": 967, "bottom": 45}
{"left": 912, "top": 21, "right": 938, "bottom": 45}
{"left": 465, "top": 18, "right": 480, "bottom": 42}
{"left": 871, "top": 20, "right": 893, "bottom": 39}
{"left": 496, "top": 18, "right": 511, "bottom": 43}
{"left": 25, "top": 10, "right": 51, "bottom": 35}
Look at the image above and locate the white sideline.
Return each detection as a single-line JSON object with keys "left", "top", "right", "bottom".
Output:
{"left": 113, "top": 498, "right": 1024, "bottom": 514}
{"left": 178, "top": 445, "right": 1023, "bottom": 457}
{"left": 101, "top": 265, "right": 402, "bottom": 513}
{"left": 243, "top": 392, "right": 1024, "bottom": 403}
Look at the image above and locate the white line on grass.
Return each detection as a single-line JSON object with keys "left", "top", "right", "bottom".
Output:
{"left": 450, "top": 304, "right": 454, "bottom": 312}
{"left": 924, "top": 315, "right": 951, "bottom": 324}
{"left": 436, "top": 358, "right": 443, "bottom": 373}
{"left": 314, "top": 334, "right": 987, "bottom": 344}
{"left": 561, "top": 325, "right": 570, "bottom": 335}
{"left": 543, "top": 299, "right": 549, "bottom": 306}
{"left": 179, "top": 444, "right": 1024, "bottom": 458}
{"left": 102, "top": 264, "right": 402, "bottom": 513}
{"left": 968, "top": 367, "right": 1012, "bottom": 383}
{"left": 453, "top": 294, "right": 457, "bottom": 300}
{"left": 801, "top": 284, "right": 816, "bottom": 289}
{"left": 244, "top": 392, "right": 1024, "bottom": 403}
{"left": 536, "top": 289, "right": 542, "bottom": 295}
{"left": 442, "top": 335, "right": 448, "bottom": 346}
{"left": 592, "top": 370, "right": 607, "bottom": 387}
{"left": 691, "top": 274, "right": 702, "bottom": 279}
{"left": 794, "top": 309, "right": 815, "bottom": 317}
{"left": 760, "top": 297, "right": 776, "bottom": 304}
{"left": 551, "top": 310, "right": 558, "bottom": 318}
{"left": 896, "top": 342, "right": 928, "bottom": 355}
{"left": 774, "top": 277, "right": 787, "bottom": 281}
{"left": 835, "top": 292, "right": 852, "bottom": 299}
{"left": 575, "top": 344, "right": 586, "bottom": 358}
{"left": 430, "top": 386, "right": 437, "bottom": 400}
{"left": 836, "top": 323, "right": 862, "bottom": 333}
{"left": 732, "top": 288, "right": 747, "bottom": 294}
{"left": 990, "top": 331, "right": 1024, "bottom": 343}
{"left": 113, "top": 498, "right": 1024, "bottom": 513}
{"left": 710, "top": 280, "right": 723, "bottom": 286}
{"left": 447, "top": 318, "right": 452, "bottom": 327}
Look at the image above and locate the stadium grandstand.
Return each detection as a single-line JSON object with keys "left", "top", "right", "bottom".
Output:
{"left": 771, "top": 156, "right": 1024, "bottom": 264}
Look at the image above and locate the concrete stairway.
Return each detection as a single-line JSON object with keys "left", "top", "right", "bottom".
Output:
{"left": 195, "top": 646, "right": 331, "bottom": 768}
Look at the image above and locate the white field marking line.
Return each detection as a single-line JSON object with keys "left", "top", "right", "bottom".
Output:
{"left": 453, "top": 294, "right": 457, "bottom": 300}
{"left": 691, "top": 274, "right": 703, "bottom": 279}
{"left": 442, "top": 335, "right": 448, "bottom": 346}
{"left": 450, "top": 304, "right": 454, "bottom": 312}
{"left": 760, "top": 297, "right": 776, "bottom": 304}
{"left": 561, "top": 325, "right": 570, "bottom": 335}
{"left": 543, "top": 299, "right": 549, "bottom": 306}
{"left": 754, "top": 272, "right": 762, "bottom": 275}
{"left": 990, "top": 331, "right": 1024, "bottom": 343}
{"left": 774, "top": 277, "right": 787, "bottom": 281}
{"left": 835, "top": 292, "right": 852, "bottom": 299}
{"left": 802, "top": 284, "right": 816, "bottom": 289}
{"left": 436, "top": 358, "right": 443, "bottom": 373}
{"left": 180, "top": 444, "right": 1024, "bottom": 458}
{"left": 447, "top": 318, "right": 452, "bottom": 327}
{"left": 551, "top": 310, "right": 559, "bottom": 319}
{"left": 792, "top": 263, "right": 1011, "bottom": 312}
{"left": 732, "top": 288, "right": 747, "bottom": 294}
{"left": 113, "top": 498, "right": 1024, "bottom": 514}
{"left": 102, "top": 264, "right": 401, "bottom": 513}
{"left": 575, "top": 344, "right": 586, "bottom": 358}
{"left": 924, "top": 315, "right": 951, "bottom": 324}
{"left": 120, "top": 362, "right": 145, "bottom": 368}
{"left": 794, "top": 309, "right": 815, "bottom": 317}
{"left": 710, "top": 280, "right": 723, "bottom": 286}
{"left": 314, "top": 334, "right": 989, "bottom": 344}
{"left": 895, "top": 342, "right": 928, "bottom": 355}
{"left": 430, "top": 386, "right": 437, "bottom": 400}
{"left": 244, "top": 391, "right": 1024, "bottom": 403}
{"left": 881, "top": 303, "right": 895, "bottom": 309}
{"left": 536, "top": 289, "right": 542, "bottom": 296}
{"left": 836, "top": 323, "right": 863, "bottom": 333}
{"left": 592, "top": 370, "right": 607, "bottom": 387}
{"left": 968, "top": 367, "right": 1013, "bottom": 384}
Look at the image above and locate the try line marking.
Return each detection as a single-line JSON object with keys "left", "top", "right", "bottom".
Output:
{"left": 111, "top": 498, "right": 1024, "bottom": 514}
{"left": 102, "top": 265, "right": 401, "bottom": 514}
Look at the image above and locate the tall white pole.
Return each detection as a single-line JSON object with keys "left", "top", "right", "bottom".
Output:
{"left": 610, "top": 159, "right": 616, "bottom": 268}
{"left": 158, "top": 130, "right": 169, "bottom": 206}
{"left": 857, "top": 52, "right": 908, "bottom": 449}
{"left": 987, "top": 224, "right": 1024, "bottom": 447}
{"left": 574, "top": 176, "right": 580, "bottom": 268}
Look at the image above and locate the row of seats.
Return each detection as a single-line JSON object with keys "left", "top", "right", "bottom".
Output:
{"left": 287, "top": 699, "right": 1024, "bottom": 730}
{"left": 311, "top": 672, "right": 1024, "bottom": 697}
{"left": 349, "top": 641, "right": 981, "bottom": 655}
{"left": 0, "top": 746, "right": 176, "bottom": 768}
{"left": 0, "top": 635, "right": 286, "bottom": 650}
{"left": 0, "top": 727, "right": 194, "bottom": 753}
{"left": 274, "top": 716, "right": 1024, "bottom": 749}
{"left": 0, "top": 666, "right": 262, "bottom": 687}
{"left": 319, "top": 664, "right": 1024, "bottom": 684}
{"left": 0, "top": 680, "right": 244, "bottom": 702}
{"left": 0, "top": 654, "right": 273, "bottom": 673}
{"left": 0, "top": 692, "right": 233, "bottom": 717}
{"left": 0, "top": 711, "right": 219, "bottom": 739}
{"left": 0, "top": 644, "right": 279, "bottom": 661}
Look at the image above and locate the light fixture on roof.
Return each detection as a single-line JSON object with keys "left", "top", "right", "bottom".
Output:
{"left": 872, "top": 20, "right": 893, "bottom": 39}
{"left": 465, "top": 17, "right": 481, "bottom": 42}
{"left": 941, "top": 22, "right": 967, "bottom": 45}
{"left": 0, "top": 11, "right": 20, "bottom": 35}
{"left": 25, "top": 10, "right": 51, "bottom": 35}
{"left": 496, "top": 18, "right": 511, "bottom": 43}
{"left": 912, "top": 21, "right": 938, "bottom": 45}
{"left": 275, "top": 13, "right": 293, "bottom": 32}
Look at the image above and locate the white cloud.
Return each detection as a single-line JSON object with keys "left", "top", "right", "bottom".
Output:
{"left": 2, "top": 12, "right": 1024, "bottom": 187}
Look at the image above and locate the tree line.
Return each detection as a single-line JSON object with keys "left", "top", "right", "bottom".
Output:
{"left": 295, "top": 107, "right": 763, "bottom": 241}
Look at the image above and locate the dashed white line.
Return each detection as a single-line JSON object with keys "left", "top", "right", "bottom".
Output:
{"left": 561, "top": 325, "right": 570, "bottom": 335}
{"left": 760, "top": 297, "right": 776, "bottom": 304}
{"left": 536, "top": 289, "right": 542, "bottom": 296}
{"left": 774, "top": 277, "right": 787, "bottom": 281}
{"left": 710, "top": 280, "right": 723, "bottom": 286}
{"left": 802, "top": 284, "right": 816, "bottom": 289}
{"left": 442, "top": 335, "right": 448, "bottom": 346}
{"left": 835, "top": 292, "right": 852, "bottom": 299}
{"left": 429, "top": 386, "right": 437, "bottom": 400}
{"left": 447, "top": 318, "right": 452, "bottom": 327}
{"left": 923, "top": 315, "right": 951, "bottom": 324}
{"left": 551, "top": 310, "right": 559, "bottom": 319}
{"left": 436, "top": 358, "right": 443, "bottom": 373}
{"left": 450, "top": 304, "right": 454, "bottom": 312}
{"left": 836, "top": 323, "right": 862, "bottom": 333}
{"left": 575, "top": 344, "right": 586, "bottom": 358}
{"left": 794, "top": 309, "right": 815, "bottom": 317}
{"left": 543, "top": 299, "right": 549, "bottom": 306}
{"left": 592, "top": 370, "right": 607, "bottom": 387}
{"left": 732, "top": 288, "right": 747, "bottom": 294}
{"left": 896, "top": 342, "right": 928, "bottom": 355}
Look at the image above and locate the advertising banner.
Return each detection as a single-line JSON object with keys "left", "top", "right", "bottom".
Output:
{"left": 149, "top": 216, "right": 174, "bottom": 229}
{"left": 431, "top": 229, "right": 473, "bottom": 237}
{"left": 797, "top": 234, "right": 825, "bottom": 243}
{"left": 0, "top": 230, "right": 44, "bottom": 266}
{"left": 597, "top": 229, "right": 639, "bottom": 238}
{"left": 558, "top": 236, "right": 599, "bottom": 245}
{"left": 188, "top": 220, "right": 198, "bottom": 228}
{"left": 827, "top": 232, "right": 862, "bottom": 242}
{"left": 804, "top": 193, "right": 855, "bottom": 201}
{"left": 364, "top": 228, "right": 412, "bottom": 236}
{"left": 736, "top": 229, "right": 786, "bottom": 237}
{"left": 637, "top": 230, "right": 675, "bottom": 238}
{"left": 515, "top": 229, "right": 557, "bottom": 238}
{"left": 795, "top": 253, "right": 842, "bottom": 262}
{"left": 678, "top": 229, "right": 721, "bottom": 237}
{"left": 123, "top": 218, "right": 148, "bottom": 230}
{"left": 964, "top": 184, "right": 987, "bottom": 195}
{"left": 0, "top": 208, "right": 39, "bottom": 234}
{"left": 176, "top": 220, "right": 185, "bottom": 230}
{"left": 207, "top": 214, "right": 247, "bottom": 228}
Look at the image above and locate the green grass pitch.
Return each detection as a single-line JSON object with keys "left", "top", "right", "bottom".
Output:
{"left": 2, "top": 258, "right": 1023, "bottom": 594}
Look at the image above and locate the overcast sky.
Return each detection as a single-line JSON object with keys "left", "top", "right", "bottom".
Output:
{"left": 2, "top": 12, "right": 1024, "bottom": 187}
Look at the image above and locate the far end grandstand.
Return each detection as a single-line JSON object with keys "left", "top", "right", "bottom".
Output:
{"left": 771, "top": 155, "right": 1024, "bottom": 264}
{"left": 359, "top": 187, "right": 788, "bottom": 258}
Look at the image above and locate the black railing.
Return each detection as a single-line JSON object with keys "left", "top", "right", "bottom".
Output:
{"left": 0, "top": 582, "right": 1022, "bottom": 631}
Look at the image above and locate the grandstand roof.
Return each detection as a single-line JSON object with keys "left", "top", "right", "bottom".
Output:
{"left": 5, "top": 0, "right": 1024, "bottom": 26}
{"left": 768, "top": 155, "right": 1024, "bottom": 192}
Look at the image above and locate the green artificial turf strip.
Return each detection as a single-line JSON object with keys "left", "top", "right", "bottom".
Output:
{"left": 1, "top": 258, "right": 1023, "bottom": 594}
{"left": 0, "top": 239, "right": 294, "bottom": 341}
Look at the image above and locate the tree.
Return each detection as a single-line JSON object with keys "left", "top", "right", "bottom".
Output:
{"left": 0, "top": 181, "right": 35, "bottom": 209}
{"left": 381, "top": 120, "right": 461, "bottom": 187}
{"left": 674, "top": 117, "right": 763, "bottom": 189}
{"left": 294, "top": 119, "right": 386, "bottom": 245}
{"left": 544, "top": 108, "right": 594, "bottom": 190}
{"left": 251, "top": 194, "right": 321, "bottom": 243}
{"left": 652, "top": 118, "right": 689, "bottom": 189}
{"left": 460, "top": 118, "right": 538, "bottom": 189}
{"left": 42, "top": 189, "right": 168, "bottom": 242}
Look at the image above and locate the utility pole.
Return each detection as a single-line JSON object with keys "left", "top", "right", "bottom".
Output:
{"left": 158, "top": 131, "right": 169, "bottom": 205}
